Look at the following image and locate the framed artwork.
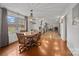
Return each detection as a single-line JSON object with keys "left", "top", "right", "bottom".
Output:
{"left": 72, "top": 17, "right": 79, "bottom": 25}
{"left": 72, "top": 4, "right": 79, "bottom": 25}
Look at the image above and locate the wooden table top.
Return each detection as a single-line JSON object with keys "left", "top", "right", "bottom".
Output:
{"left": 19, "top": 31, "right": 39, "bottom": 37}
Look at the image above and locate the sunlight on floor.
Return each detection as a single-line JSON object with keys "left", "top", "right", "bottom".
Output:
{"left": 39, "top": 46, "right": 47, "bottom": 55}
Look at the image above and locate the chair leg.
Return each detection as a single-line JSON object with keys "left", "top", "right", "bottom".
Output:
{"left": 35, "top": 42, "right": 41, "bottom": 47}
{"left": 19, "top": 46, "right": 22, "bottom": 53}
{"left": 19, "top": 45, "right": 25, "bottom": 53}
{"left": 37, "top": 42, "right": 41, "bottom": 46}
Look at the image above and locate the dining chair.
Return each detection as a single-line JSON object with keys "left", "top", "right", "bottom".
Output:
{"left": 31, "top": 32, "right": 41, "bottom": 47}
{"left": 16, "top": 33, "right": 35, "bottom": 53}
{"left": 36, "top": 32, "right": 41, "bottom": 46}
{"left": 16, "top": 33, "right": 26, "bottom": 53}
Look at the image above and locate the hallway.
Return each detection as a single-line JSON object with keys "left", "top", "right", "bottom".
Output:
{"left": 0, "top": 32, "right": 72, "bottom": 56}
{"left": 0, "top": 3, "right": 79, "bottom": 56}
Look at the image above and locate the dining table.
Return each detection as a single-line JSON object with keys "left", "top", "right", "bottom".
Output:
{"left": 19, "top": 31, "right": 39, "bottom": 47}
{"left": 19, "top": 31, "right": 38, "bottom": 37}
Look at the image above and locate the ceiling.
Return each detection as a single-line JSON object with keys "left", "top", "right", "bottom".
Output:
{"left": 0, "top": 3, "right": 73, "bottom": 23}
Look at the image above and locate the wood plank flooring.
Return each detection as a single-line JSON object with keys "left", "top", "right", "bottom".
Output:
{"left": 0, "top": 31, "right": 72, "bottom": 56}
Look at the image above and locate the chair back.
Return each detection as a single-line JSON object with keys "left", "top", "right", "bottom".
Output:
{"left": 33, "top": 32, "right": 41, "bottom": 41}
{"left": 16, "top": 33, "right": 25, "bottom": 44}
{"left": 37, "top": 32, "right": 41, "bottom": 40}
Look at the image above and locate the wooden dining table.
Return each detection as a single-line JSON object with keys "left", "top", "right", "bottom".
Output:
{"left": 23, "top": 31, "right": 38, "bottom": 37}
{"left": 18, "top": 31, "right": 38, "bottom": 38}
{"left": 20, "top": 31, "right": 39, "bottom": 44}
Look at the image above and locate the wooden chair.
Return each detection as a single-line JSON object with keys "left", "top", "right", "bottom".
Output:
{"left": 37, "top": 32, "right": 41, "bottom": 41}
{"left": 31, "top": 32, "right": 41, "bottom": 47}
{"left": 36, "top": 32, "right": 41, "bottom": 46}
{"left": 16, "top": 33, "right": 26, "bottom": 53}
{"left": 16, "top": 33, "right": 35, "bottom": 53}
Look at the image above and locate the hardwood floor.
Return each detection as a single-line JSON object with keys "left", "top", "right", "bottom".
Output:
{"left": 0, "top": 31, "right": 72, "bottom": 56}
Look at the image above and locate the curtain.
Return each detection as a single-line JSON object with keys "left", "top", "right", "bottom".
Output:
{"left": 0, "top": 8, "right": 2, "bottom": 47}
{"left": 0, "top": 8, "right": 9, "bottom": 47}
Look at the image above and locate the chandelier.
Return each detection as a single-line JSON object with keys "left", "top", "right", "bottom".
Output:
{"left": 29, "top": 9, "right": 33, "bottom": 21}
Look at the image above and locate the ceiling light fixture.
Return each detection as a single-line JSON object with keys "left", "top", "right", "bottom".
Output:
{"left": 29, "top": 9, "right": 33, "bottom": 21}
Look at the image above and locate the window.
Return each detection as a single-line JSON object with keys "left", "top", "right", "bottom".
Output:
{"left": 7, "top": 16, "right": 26, "bottom": 32}
{"left": 8, "top": 16, "right": 15, "bottom": 23}
{"left": 7, "top": 16, "right": 16, "bottom": 33}
{"left": 7, "top": 15, "right": 26, "bottom": 43}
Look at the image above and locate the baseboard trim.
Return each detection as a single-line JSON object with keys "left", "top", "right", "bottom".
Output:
{"left": 8, "top": 40, "right": 18, "bottom": 46}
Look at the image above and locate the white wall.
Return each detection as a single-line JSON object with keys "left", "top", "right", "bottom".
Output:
{"left": 60, "top": 16, "right": 66, "bottom": 40}
{"left": 67, "top": 9, "right": 79, "bottom": 56}
{"left": 60, "top": 23, "right": 64, "bottom": 40}
{"left": 60, "top": 3, "right": 79, "bottom": 55}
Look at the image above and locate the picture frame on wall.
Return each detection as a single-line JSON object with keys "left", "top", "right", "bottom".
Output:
{"left": 72, "top": 17, "right": 79, "bottom": 25}
{"left": 72, "top": 4, "right": 79, "bottom": 25}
